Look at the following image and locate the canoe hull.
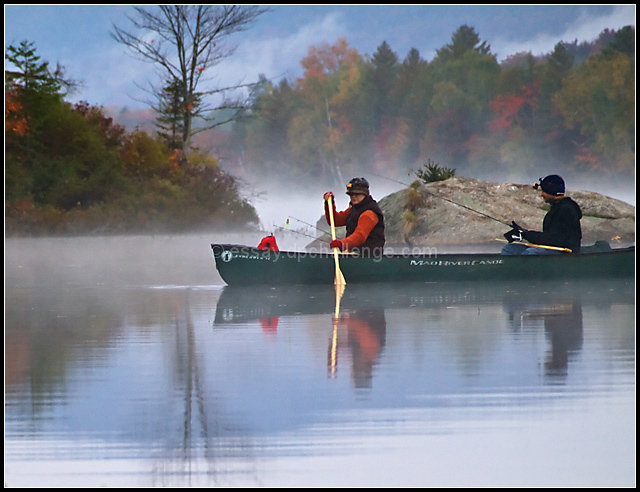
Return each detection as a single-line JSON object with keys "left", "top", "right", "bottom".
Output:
{"left": 211, "top": 244, "right": 635, "bottom": 286}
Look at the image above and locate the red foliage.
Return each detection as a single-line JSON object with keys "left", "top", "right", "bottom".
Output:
{"left": 488, "top": 80, "right": 540, "bottom": 132}
{"left": 73, "top": 101, "right": 126, "bottom": 149}
{"left": 5, "top": 89, "right": 29, "bottom": 136}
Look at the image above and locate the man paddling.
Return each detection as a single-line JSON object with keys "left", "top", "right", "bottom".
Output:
{"left": 502, "top": 174, "right": 582, "bottom": 255}
{"left": 323, "top": 177, "right": 385, "bottom": 258}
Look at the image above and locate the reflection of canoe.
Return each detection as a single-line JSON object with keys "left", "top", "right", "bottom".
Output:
{"left": 213, "top": 278, "right": 633, "bottom": 325}
{"left": 210, "top": 243, "right": 634, "bottom": 286}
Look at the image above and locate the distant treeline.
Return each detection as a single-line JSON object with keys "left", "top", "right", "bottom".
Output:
{"left": 226, "top": 25, "right": 634, "bottom": 187}
{"left": 4, "top": 25, "right": 635, "bottom": 235}
{"left": 5, "top": 41, "right": 259, "bottom": 236}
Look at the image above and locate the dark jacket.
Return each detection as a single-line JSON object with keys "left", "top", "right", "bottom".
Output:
{"left": 345, "top": 195, "right": 385, "bottom": 255}
{"left": 522, "top": 197, "right": 582, "bottom": 253}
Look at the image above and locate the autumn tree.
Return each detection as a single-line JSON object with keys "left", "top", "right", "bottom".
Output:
{"left": 5, "top": 41, "right": 106, "bottom": 207}
{"left": 227, "top": 25, "right": 634, "bottom": 188}
{"left": 553, "top": 27, "right": 634, "bottom": 175}
{"left": 111, "top": 5, "right": 267, "bottom": 164}
{"left": 291, "top": 38, "right": 363, "bottom": 181}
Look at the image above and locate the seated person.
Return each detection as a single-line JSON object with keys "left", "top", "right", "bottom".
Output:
{"left": 502, "top": 174, "right": 582, "bottom": 255}
{"left": 323, "top": 177, "right": 385, "bottom": 257}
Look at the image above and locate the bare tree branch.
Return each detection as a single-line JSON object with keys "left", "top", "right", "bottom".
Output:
{"left": 111, "top": 5, "right": 268, "bottom": 160}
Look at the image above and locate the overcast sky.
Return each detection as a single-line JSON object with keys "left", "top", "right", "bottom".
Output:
{"left": 5, "top": 5, "right": 635, "bottom": 110}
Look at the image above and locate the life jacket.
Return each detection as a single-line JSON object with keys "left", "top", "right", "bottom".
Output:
{"left": 345, "top": 195, "right": 385, "bottom": 255}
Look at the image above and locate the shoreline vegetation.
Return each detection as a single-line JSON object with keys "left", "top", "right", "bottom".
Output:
{"left": 5, "top": 23, "right": 634, "bottom": 238}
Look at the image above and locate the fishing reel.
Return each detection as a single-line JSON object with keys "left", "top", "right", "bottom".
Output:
{"left": 503, "top": 221, "right": 526, "bottom": 243}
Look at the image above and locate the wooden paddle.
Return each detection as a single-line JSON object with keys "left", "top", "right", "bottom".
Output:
{"left": 327, "top": 195, "right": 346, "bottom": 285}
{"left": 495, "top": 238, "right": 572, "bottom": 253}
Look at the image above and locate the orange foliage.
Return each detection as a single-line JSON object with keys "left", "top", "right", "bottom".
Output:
{"left": 5, "top": 90, "right": 29, "bottom": 136}
{"left": 298, "top": 38, "right": 360, "bottom": 87}
{"left": 169, "top": 148, "right": 183, "bottom": 169}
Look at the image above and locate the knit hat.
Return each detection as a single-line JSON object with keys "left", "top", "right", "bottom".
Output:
{"left": 536, "top": 175, "right": 565, "bottom": 196}
{"left": 346, "top": 177, "right": 370, "bottom": 195}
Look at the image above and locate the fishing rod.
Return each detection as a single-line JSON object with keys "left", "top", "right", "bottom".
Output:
{"left": 369, "top": 171, "right": 512, "bottom": 227}
{"left": 273, "top": 225, "right": 329, "bottom": 243}
{"left": 286, "top": 216, "right": 330, "bottom": 235}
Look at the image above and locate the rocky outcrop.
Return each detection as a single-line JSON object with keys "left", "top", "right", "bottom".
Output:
{"left": 310, "top": 177, "right": 635, "bottom": 250}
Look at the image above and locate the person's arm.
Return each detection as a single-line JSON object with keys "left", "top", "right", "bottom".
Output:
{"left": 522, "top": 207, "right": 577, "bottom": 248}
{"left": 324, "top": 200, "right": 349, "bottom": 227}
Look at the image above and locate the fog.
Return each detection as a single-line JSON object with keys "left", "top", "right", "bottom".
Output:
{"left": 247, "top": 177, "right": 404, "bottom": 232}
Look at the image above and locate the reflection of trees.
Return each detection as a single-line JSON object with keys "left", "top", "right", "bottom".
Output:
{"left": 151, "top": 288, "right": 254, "bottom": 487}
{"left": 4, "top": 274, "right": 126, "bottom": 416}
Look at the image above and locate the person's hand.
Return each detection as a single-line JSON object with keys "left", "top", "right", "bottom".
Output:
{"left": 503, "top": 228, "right": 522, "bottom": 243}
{"left": 511, "top": 221, "right": 526, "bottom": 232}
{"left": 329, "top": 239, "right": 343, "bottom": 250}
{"left": 323, "top": 191, "right": 334, "bottom": 202}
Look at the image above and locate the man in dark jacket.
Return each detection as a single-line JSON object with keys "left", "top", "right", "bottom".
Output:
{"left": 502, "top": 174, "right": 582, "bottom": 255}
{"left": 323, "top": 177, "right": 385, "bottom": 257}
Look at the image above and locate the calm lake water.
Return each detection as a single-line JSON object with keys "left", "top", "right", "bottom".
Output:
{"left": 5, "top": 234, "right": 636, "bottom": 487}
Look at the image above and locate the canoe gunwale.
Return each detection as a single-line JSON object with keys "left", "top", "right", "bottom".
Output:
{"left": 211, "top": 243, "right": 635, "bottom": 260}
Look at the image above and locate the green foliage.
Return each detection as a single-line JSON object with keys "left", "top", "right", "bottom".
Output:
{"left": 5, "top": 22, "right": 636, "bottom": 233}
{"left": 5, "top": 42, "right": 259, "bottom": 236}
{"left": 5, "top": 40, "right": 63, "bottom": 96}
{"left": 412, "top": 159, "right": 456, "bottom": 183}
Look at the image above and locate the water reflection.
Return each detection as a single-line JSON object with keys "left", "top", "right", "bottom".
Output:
{"left": 5, "top": 236, "right": 635, "bottom": 487}
{"left": 330, "top": 308, "right": 386, "bottom": 388}
{"left": 505, "top": 298, "right": 583, "bottom": 377}
{"left": 213, "top": 278, "right": 631, "bottom": 388}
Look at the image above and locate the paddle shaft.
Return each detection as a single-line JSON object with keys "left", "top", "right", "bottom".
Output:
{"left": 327, "top": 196, "right": 346, "bottom": 285}
{"left": 495, "top": 238, "right": 572, "bottom": 253}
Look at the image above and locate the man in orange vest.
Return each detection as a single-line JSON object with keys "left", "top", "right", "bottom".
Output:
{"left": 323, "top": 177, "right": 385, "bottom": 258}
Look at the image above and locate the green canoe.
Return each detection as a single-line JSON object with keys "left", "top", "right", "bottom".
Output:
{"left": 210, "top": 242, "right": 635, "bottom": 286}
